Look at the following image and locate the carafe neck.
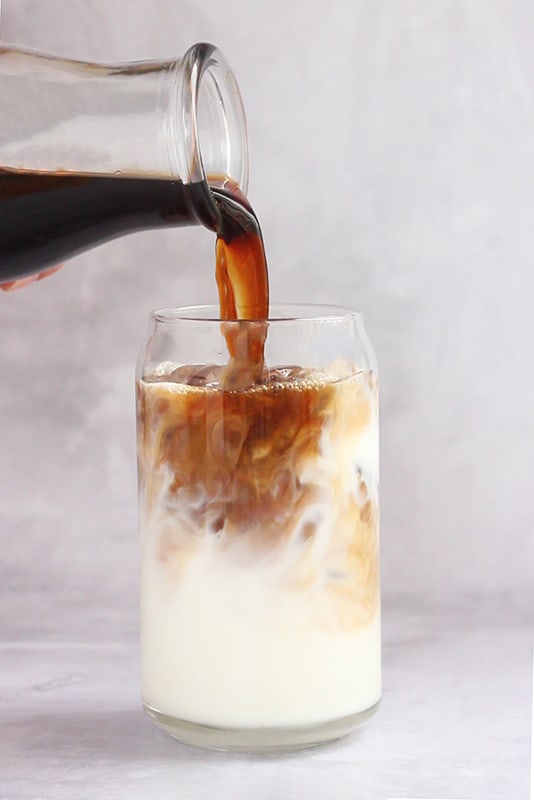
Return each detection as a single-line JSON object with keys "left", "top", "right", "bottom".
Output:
{"left": 0, "top": 42, "right": 249, "bottom": 201}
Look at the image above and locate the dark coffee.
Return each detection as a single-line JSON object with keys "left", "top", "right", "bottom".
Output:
{"left": 0, "top": 168, "right": 192, "bottom": 281}
{"left": 0, "top": 167, "right": 269, "bottom": 373}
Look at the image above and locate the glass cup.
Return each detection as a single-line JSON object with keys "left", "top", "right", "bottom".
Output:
{"left": 136, "top": 304, "right": 381, "bottom": 751}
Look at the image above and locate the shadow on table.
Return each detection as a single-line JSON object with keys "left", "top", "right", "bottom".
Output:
{"left": 3, "top": 707, "right": 353, "bottom": 764}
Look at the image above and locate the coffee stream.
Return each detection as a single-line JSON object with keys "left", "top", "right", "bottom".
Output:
{"left": 0, "top": 167, "right": 269, "bottom": 380}
{"left": 211, "top": 186, "right": 269, "bottom": 386}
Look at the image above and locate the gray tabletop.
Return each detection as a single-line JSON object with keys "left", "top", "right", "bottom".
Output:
{"left": 1, "top": 597, "right": 531, "bottom": 800}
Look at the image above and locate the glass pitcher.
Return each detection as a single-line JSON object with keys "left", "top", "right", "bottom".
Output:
{"left": 0, "top": 42, "right": 249, "bottom": 282}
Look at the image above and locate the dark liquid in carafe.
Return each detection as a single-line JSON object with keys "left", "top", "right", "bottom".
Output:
{"left": 0, "top": 168, "right": 269, "bottom": 363}
{"left": 0, "top": 168, "right": 192, "bottom": 280}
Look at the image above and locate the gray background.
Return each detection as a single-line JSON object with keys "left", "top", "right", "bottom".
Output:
{"left": 0, "top": 3, "right": 533, "bottom": 798}
{"left": 1, "top": 0, "right": 532, "bottom": 617}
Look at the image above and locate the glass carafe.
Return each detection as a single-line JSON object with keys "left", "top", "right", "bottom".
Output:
{"left": 0, "top": 42, "right": 249, "bottom": 281}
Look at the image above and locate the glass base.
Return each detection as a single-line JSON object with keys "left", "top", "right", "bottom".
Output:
{"left": 143, "top": 700, "right": 380, "bottom": 753}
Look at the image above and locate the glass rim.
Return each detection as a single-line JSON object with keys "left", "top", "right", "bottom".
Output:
{"left": 174, "top": 42, "right": 248, "bottom": 229}
{"left": 151, "top": 303, "right": 363, "bottom": 324}
{"left": 189, "top": 42, "right": 249, "bottom": 192}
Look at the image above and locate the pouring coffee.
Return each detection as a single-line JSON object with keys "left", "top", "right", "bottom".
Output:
{"left": 1, "top": 40, "right": 381, "bottom": 751}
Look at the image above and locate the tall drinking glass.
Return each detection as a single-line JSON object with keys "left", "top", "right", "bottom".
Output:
{"left": 136, "top": 304, "right": 381, "bottom": 751}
